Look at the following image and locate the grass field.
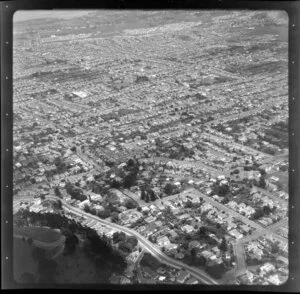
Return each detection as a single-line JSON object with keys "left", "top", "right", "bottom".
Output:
{"left": 14, "top": 226, "right": 62, "bottom": 243}
{"left": 268, "top": 170, "right": 288, "bottom": 194}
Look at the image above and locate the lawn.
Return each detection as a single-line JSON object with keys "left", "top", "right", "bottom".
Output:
{"left": 14, "top": 226, "right": 62, "bottom": 243}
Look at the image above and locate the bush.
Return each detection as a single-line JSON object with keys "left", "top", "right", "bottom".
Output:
{"left": 111, "top": 212, "right": 119, "bottom": 223}
{"left": 124, "top": 199, "right": 138, "bottom": 209}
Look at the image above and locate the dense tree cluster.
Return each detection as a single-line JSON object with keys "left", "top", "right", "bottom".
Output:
{"left": 140, "top": 185, "right": 157, "bottom": 203}
{"left": 112, "top": 232, "right": 138, "bottom": 254}
{"left": 65, "top": 182, "right": 87, "bottom": 201}
{"left": 14, "top": 210, "right": 128, "bottom": 281}
{"left": 251, "top": 205, "right": 276, "bottom": 220}
{"left": 163, "top": 183, "right": 177, "bottom": 196}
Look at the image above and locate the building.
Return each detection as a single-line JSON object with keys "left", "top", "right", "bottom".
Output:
{"left": 177, "top": 270, "right": 190, "bottom": 283}
{"left": 267, "top": 274, "right": 282, "bottom": 285}
{"left": 186, "top": 277, "right": 199, "bottom": 284}
{"left": 157, "top": 236, "right": 170, "bottom": 247}
{"left": 228, "top": 229, "right": 244, "bottom": 240}
{"left": 259, "top": 263, "right": 275, "bottom": 276}
{"left": 182, "top": 224, "right": 194, "bottom": 234}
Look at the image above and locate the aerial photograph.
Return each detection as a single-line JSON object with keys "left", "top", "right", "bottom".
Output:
{"left": 12, "top": 10, "right": 288, "bottom": 285}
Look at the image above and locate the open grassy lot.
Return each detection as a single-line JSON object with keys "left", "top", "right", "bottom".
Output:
{"left": 14, "top": 226, "right": 62, "bottom": 243}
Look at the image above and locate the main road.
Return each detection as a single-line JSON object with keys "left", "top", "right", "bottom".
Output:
{"left": 45, "top": 195, "right": 219, "bottom": 285}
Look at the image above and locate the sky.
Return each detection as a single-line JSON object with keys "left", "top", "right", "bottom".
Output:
{"left": 13, "top": 10, "right": 94, "bottom": 22}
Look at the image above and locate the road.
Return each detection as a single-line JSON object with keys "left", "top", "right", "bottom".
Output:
{"left": 237, "top": 218, "right": 288, "bottom": 245}
{"left": 135, "top": 249, "right": 146, "bottom": 284}
{"left": 185, "top": 189, "right": 263, "bottom": 230}
{"left": 201, "top": 129, "right": 272, "bottom": 159}
{"left": 142, "top": 156, "right": 226, "bottom": 178}
{"left": 254, "top": 187, "right": 288, "bottom": 207}
{"left": 185, "top": 188, "right": 287, "bottom": 244}
{"left": 45, "top": 195, "right": 219, "bottom": 285}
{"left": 257, "top": 152, "right": 288, "bottom": 166}
{"left": 221, "top": 218, "right": 288, "bottom": 283}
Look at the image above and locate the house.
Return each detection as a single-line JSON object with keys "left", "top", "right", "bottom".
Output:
{"left": 201, "top": 250, "right": 213, "bottom": 259}
{"left": 276, "top": 255, "right": 288, "bottom": 265}
{"left": 228, "top": 229, "right": 243, "bottom": 240}
{"left": 158, "top": 276, "right": 166, "bottom": 282}
{"left": 267, "top": 274, "right": 282, "bottom": 285}
{"left": 188, "top": 240, "right": 201, "bottom": 251}
{"left": 155, "top": 220, "right": 163, "bottom": 227}
{"left": 270, "top": 176, "right": 279, "bottom": 182}
{"left": 149, "top": 204, "right": 157, "bottom": 212}
{"left": 177, "top": 270, "right": 190, "bottom": 283}
{"left": 201, "top": 203, "right": 213, "bottom": 212}
{"left": 142, "top": 266, "right": 158, "bottom": 279}
{"left": 227, "top": 201, "right": 238, "bottom": 209}
{"left": 178, "top": 213, "right": 190, "bottom": 220}
{"left": 168, "top": 230, "right": 179, "bottom": 239}
{"left": 186, "top": 277, "right": 199, "bottom": 284}
{"left": 182, "top": 224, "right": 194, "bottom": 234}
{"left": 145, "top": 216, "right": 156, "bottom": 223}
{"left": 164, "top": 243, "right": 178, "bottom": 254}
{"left": 157, "top": 236, "right": 170, "bottom": 247}
{"left": 175, "top": 252, "right": 185, "bottom": 260}
{"left": 259, "top": 263, "right": 275, "bottom": 276}
{"left": 120, "top": 276, "right": 131, "bottom": 284}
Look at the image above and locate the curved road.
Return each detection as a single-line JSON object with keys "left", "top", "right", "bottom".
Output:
{"left": 46, "top": 196, "right": 219, "bottom": 285}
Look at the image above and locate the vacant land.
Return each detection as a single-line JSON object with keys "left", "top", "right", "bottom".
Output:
{"left": 14, "top": 226, "right": 62, "bottom": 243}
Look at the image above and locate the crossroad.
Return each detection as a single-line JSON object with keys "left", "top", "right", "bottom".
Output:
{"left": 184, "top": 188, "right": 287, "bottom": 243}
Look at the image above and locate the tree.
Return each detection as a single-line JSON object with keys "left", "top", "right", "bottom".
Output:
{"left": 111, "top": 212, "right": 119, "bottom": 223}
{"left": 219, "top": 184, "right": 229, "bottom": 196}
{"left": 53, "top": 199, "right": 62, "bottom": 210}
{"left": 258, "top": 177, "right": 266, "bottom": 188}
{"left": 149, "top": 190, "right": 156, "bottom": 202}
{"left": 141, "top": 189, "right": 146, "bottom": 200}
{"left": 70, "top": 146, "right": 77, "bottom": 152}
{"left": 259, "top": 168, "right": 267, "bottom": 176}
{"left": 127, "top": 158, "right": 135, "bottom": 167}
{"left": 83, "top": 204, "right": 90, "bottom": 213}
{"left": 144, "top": 193, "right": 150, "bottom": 203}
{"left": 124, "top": 173, "right": 136, "bottom": 188}
{"left": 124, "top": 199, "right": 137, "bottom": 209}
{"left": 263, "top": 205, "right": 272, "bottom": 215}
{"left": 252, "top": 207, "right": 264, "bottom": 220}
{"left": 90, "top": 207, "right": 96, "bottom": 215}
{"left": 110, "top": 179, "right": 121, "bottom": 189}
{"left": 113, "top": 232, "right": 126, "bottom": 243}
{"left": 185, "top": 200, "right": 193, "bottom": 208}
{"left": 97, "top": 209, "right": 110, "bottom": 219}
{"left": 65, "top": 182, "right": 87, "bottom": 201}
{"left": 127, "top": 236, "right": 138, "bottom": 247}
{"left": 190, "top": 247, "right": 197, "bottom": 258}
{"left": 271, "top": 241, "right": 280, "bottom": 254}
{"left": 64, "top": 233, "right": 79, "bottom": 254}
{"left": 164, "top": 183, "right": 174, "bottom": 195}
{"left": 199, "top": 226, "right": 207, "bottom": 236}
{"left": 219, "top": 237, "right": 228, "bottom": 252}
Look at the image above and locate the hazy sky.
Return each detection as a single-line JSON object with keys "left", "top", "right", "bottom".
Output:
{"left": 13, "top": 10, "right": 94, "bottom": 22}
